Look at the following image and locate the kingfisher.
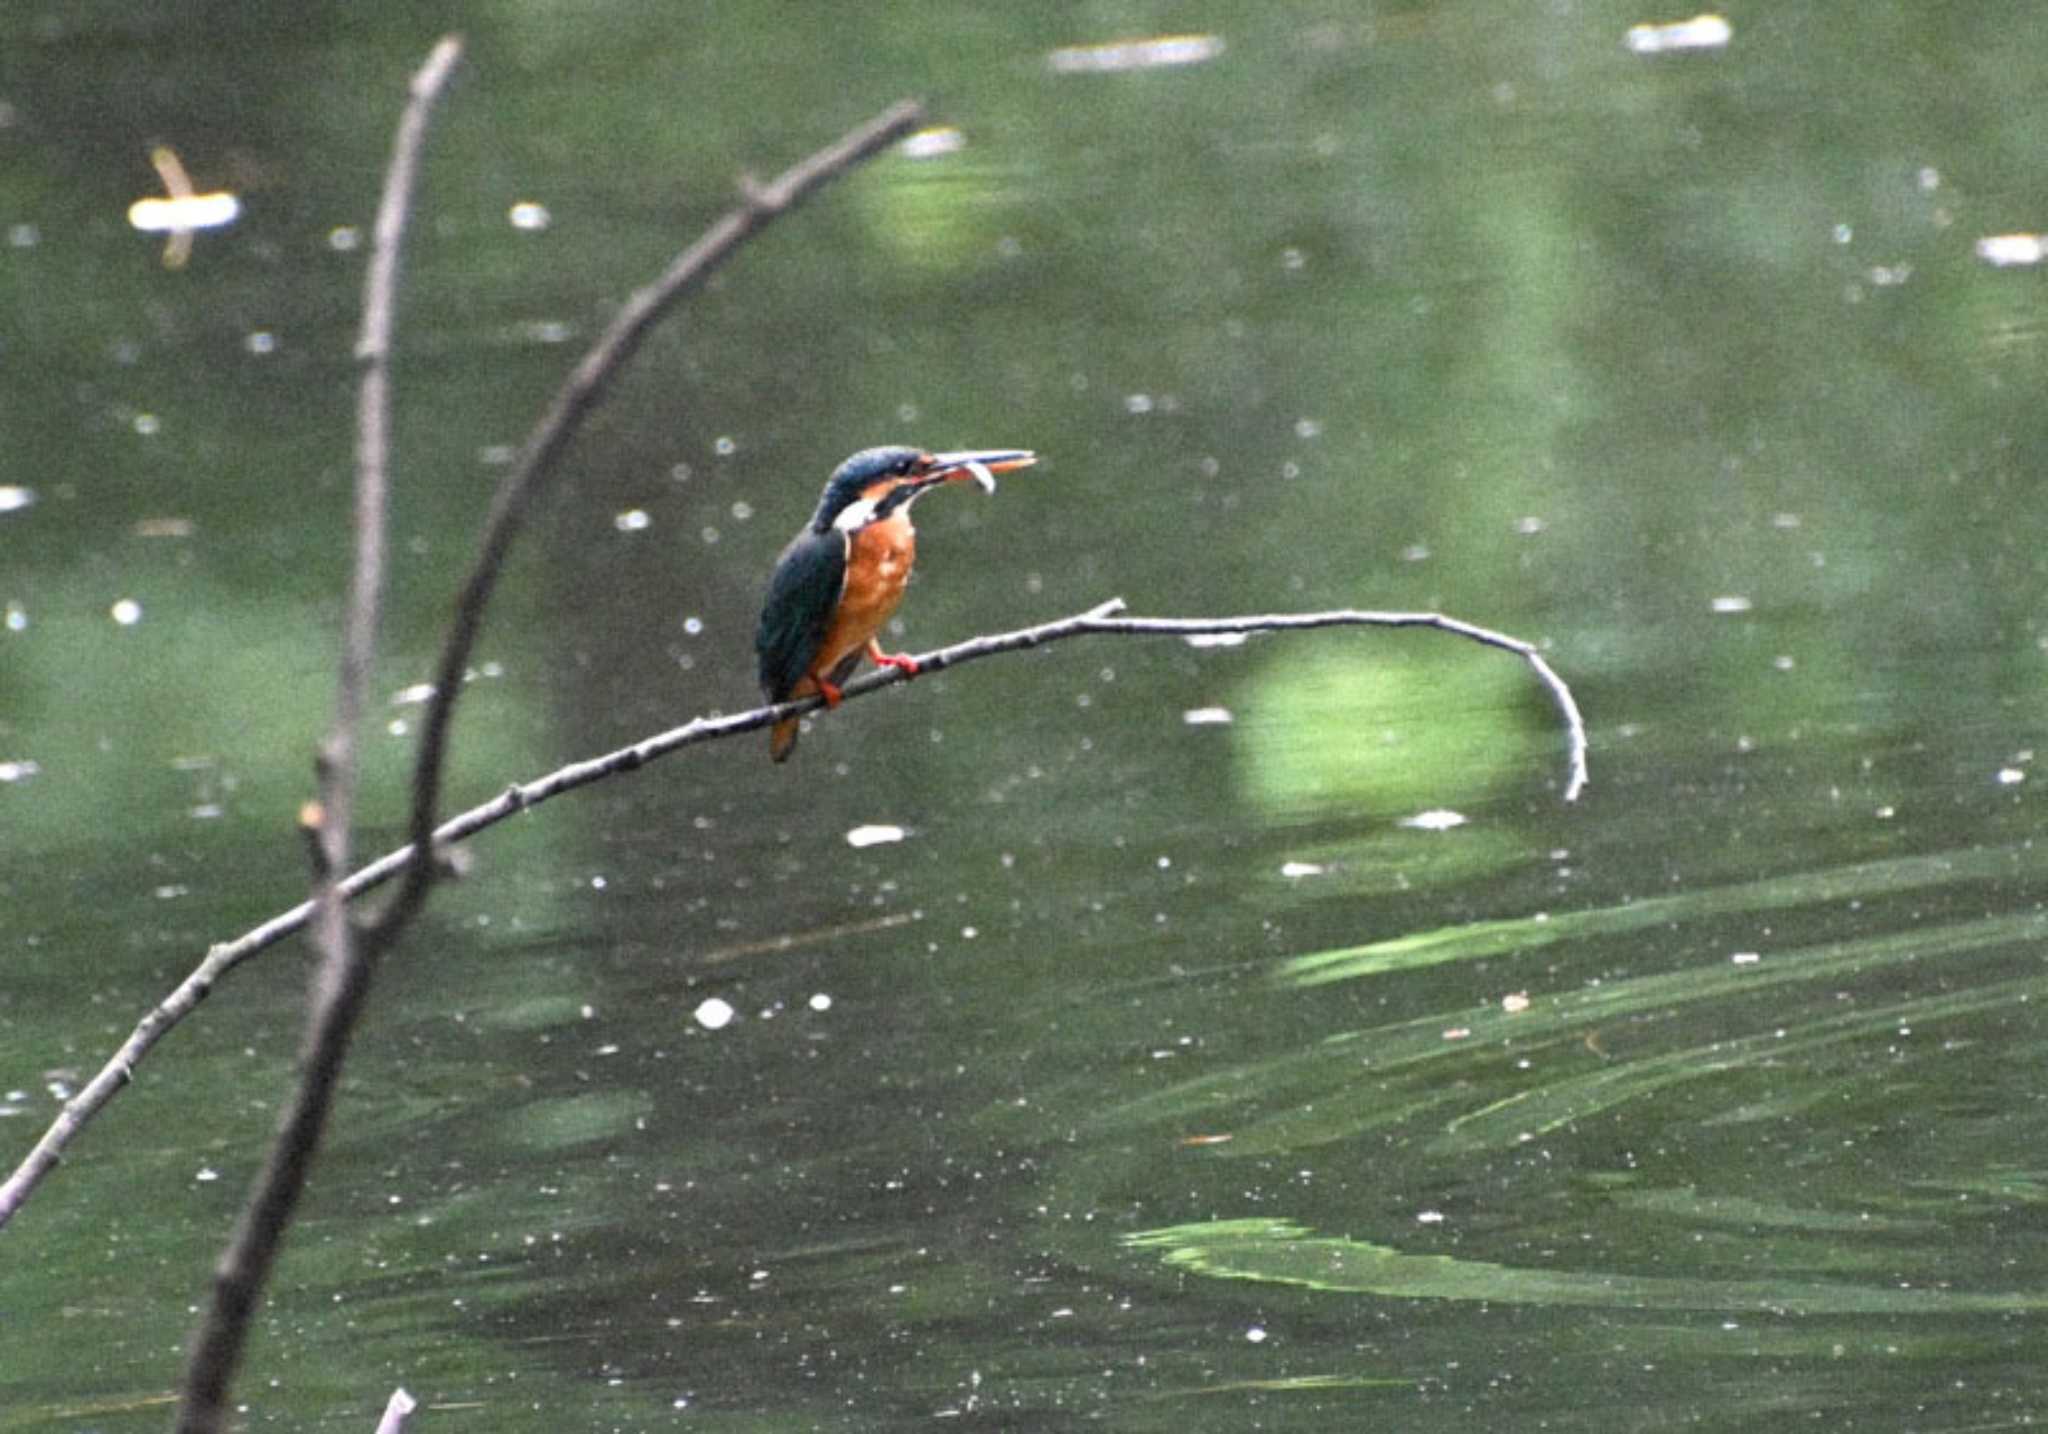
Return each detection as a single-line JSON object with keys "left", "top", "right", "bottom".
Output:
{"left": 755, "top": 444, "right": 1037, "bottom": 761}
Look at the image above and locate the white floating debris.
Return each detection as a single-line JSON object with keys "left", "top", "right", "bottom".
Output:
{"left": 1730, "top": 951, "right": 1761, "bottom": 965}
{"left": 508, "top": 200, "right": 551, "bottom": 231}
{"left": 110, "top": 598, "right": 142, "bottom": 627}
{"left": 1996, "top": 767, "right": 2026, "bottom": 786}
{"left": 1048, "top": 33, "right": 1224, "bottom": 74}
{"left": 1625, "top": 13, "right": 1732, "bottom": 54}
{"left": 1243, "top": 1324, "right": 1268, "bottom": 1344}
{"left": 846, "top": 823, "right": 907, "bottom": 848}
{"left": 1182, "top": 706, "right": 1233, "bottom": 726}
{"left": 389, "top": 683, "right": 437, "bottom": 706}
{"left": 808, "top": 993, "right": 833, "bottom": 1013}
{"left": 1710, "top": 594, "right": 1753, "bottom": 614}
{"left": 1399, "top": 809, "right": 1468, "bottom": 831}
{"left": 1501, "top": 991, "right": 1532, "bottom": 1013}
{"left": 1182, "top": 631, "right": 1248, "bottom": 649}
{"left": 1416, "top": 1208, "right": 1446, "bottom": 1224}
{"left": 693, "top": 997, "right": 736, "bottom": 1030}
{"left": 614, "top": 508, "right": 651, "bottom": 532}
{"left": 128, "top": 145, "right": 239, "bottom": 269}
{"left": 1279, "top": 861, "right": 1326, "bottom": 879}
{"left": 0, "top": 485, "right": 34, "bottom": 514}
{"left": 128, "top": 191, "right": 240, "bottom": 233}
{"left": 1976, "top": 233, "right": 2048, "bottom": 268}
{"left": 898, "top": 126, "right": 965, "bottom": 159}
{"left": 0, "top": 760, "right": 40, "bottom": 784}
{"left": 1513, "top": 515, "right": 1547, "bottom": 535}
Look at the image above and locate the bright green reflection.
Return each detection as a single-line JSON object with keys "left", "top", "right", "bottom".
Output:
{"left": 1282, "top": 842, "right": 2048, "bottom": 985}
{"left": 1126, "top": 1218, "right": 2044, "bottom": 1314}
{"left": 1232, "top": 644, "right": 1546, "bottom": 818}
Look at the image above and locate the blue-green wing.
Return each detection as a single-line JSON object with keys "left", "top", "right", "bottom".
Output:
{"left": 755, "top": 529, "right": 847, "bottom": 701}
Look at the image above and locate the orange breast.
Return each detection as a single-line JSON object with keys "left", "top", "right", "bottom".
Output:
{"left": 810, "top": 509, "right": 916, "bottom": 681}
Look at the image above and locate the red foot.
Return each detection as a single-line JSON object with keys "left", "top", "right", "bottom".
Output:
{"left": 816, "top": 677, "right": 845, "bottom": 708}
{"left": 867, "top": 639, "right": 921, "bottom": 678}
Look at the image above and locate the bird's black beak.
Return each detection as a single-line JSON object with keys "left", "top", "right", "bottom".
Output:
{"left": 927, "top": 449, "right": 1038, "bottom": 494}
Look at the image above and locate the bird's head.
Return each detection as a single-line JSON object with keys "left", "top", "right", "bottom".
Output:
{"left": 810, "top": 445, "right": 1037, "bottom": 534}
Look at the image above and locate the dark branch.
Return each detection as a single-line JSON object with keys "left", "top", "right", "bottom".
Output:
{"left": 0, "top": 596, "right": 1587, "bottom": 1229}
{"left": 163, "top": 79, "right": 925, "bottom": 1434}
{"left": 172, "top": 34, "right": 462, "bottom": 1434}
{"left": 378, "top": 97, "right": 928, "bottom": 938}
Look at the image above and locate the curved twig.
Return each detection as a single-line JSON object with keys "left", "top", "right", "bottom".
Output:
{"left": 0, "top": 596, "right": 1585, "bottom": 1228}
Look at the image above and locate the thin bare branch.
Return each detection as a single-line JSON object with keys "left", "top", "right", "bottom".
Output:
{"left": 0, "top": 597, "right": 1586, "bottom": 1228}
{"left": 376, "top": 98, "right": 928, "bottom": 940}
{"left": 172, "top": 34, "right": 462, "bottom": 1434}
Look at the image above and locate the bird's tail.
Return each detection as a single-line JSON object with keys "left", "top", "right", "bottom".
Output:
{"left": 769, "top": 715, "right": 801, "bottom": 762}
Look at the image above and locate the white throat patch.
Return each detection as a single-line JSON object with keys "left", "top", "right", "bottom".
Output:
{"left": 832, "top": 497, "right": 881, "bottom": 533}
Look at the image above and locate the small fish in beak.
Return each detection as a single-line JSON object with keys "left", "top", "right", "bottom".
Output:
{"left": 929, "top": 449, "right": 1036, "bottom": 495}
